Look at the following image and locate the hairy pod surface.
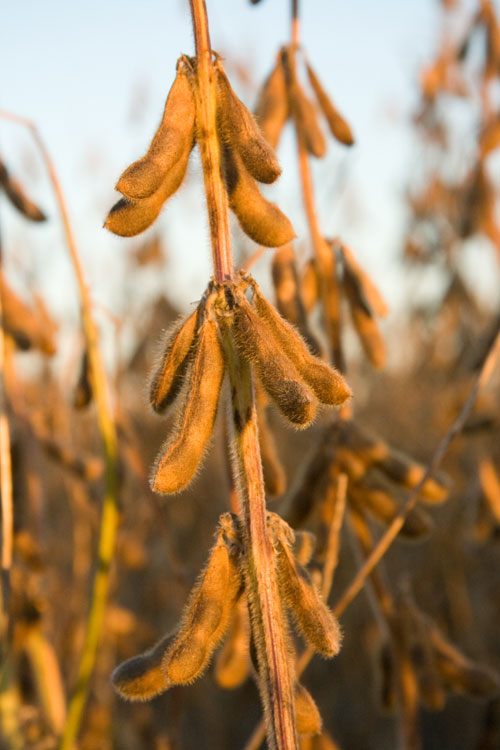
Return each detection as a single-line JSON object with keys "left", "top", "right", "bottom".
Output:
{"left": 152, "top": 316, "right": 225, "bottom": 494}
{"left": 273, "top": 521, "right": 341, "bottom": 657}
{"left": 295, "top": 682, "right": 322, "bottom": 736}
{"left": 163, "top": 525, "right": 242, "bottom": 685}
{"left": 105, "top": 142, "right": 192, "bottom": 237}
{"left": 254, "top": 53, "right": 289, "bottom": 149}
{"left": 216, "top": 62, "right": 281, "bottom": 184}
{"left": 221, "top": 143, "right": 295, "bottom": 247}
{"left": 292, "top": 531, "right": 316, "bottom": 567}
{"left": 111, "top": 633, "right": 174, "bottom": 701}
{"left": 251, "top": 284, "right": 351, "bottom": 406}
{"left": 116, "top": 66, "right": 196, "bottom": 200}
{"left": 149, "top": 308, "right": 199, "bottom": 414}
{"left": 0, "top": 159, "right": 46, "bottom": 221}
{"left": 305, "top": 63, "right": 354, "bottom": 147}
{"left": 231, "top": 292, "right": 318, "bottom": 427}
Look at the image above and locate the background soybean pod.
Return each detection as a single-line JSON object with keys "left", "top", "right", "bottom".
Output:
{"left": 339, "top": 242, "right": 388, "bottom": 317}
{"left": 152, "top": 316, "right": 225, "bottom": 494}
{"left": 163, "top": 526, "right": 242, "bottom": 685}
{"left": 149, "top": 307, "right": 199, "bottom": 414}
{"left": 273, "top": 522, "right": 341, "bottom": 657}
{"left": 256, "top": 384, "right": 287, "bottom": 497}
{"left": 305, "top": 62, "right": 354, "bottom": 147}
{"left": 214, "top": 597, "right": 251, "bottom": 689}
{"left": 231, "top": 292, "right": 318, "bottom": 427}
{"left": 295, "top": 682, "right": 322, "bottom": 736}
{"left": 0, "top": 158, "right": 46, "bottom": 221}
{"left": 300, "top": 258, "right": 320, "bottom": 314}
{"left": 111, "top": 633, "right": 174, "bottom": 701}
{"left": 215, "top": 61, "right": 281, "bottom": 184}
{"left": 342, "top": 262, "right": 386, "bottom": 369}
{"left": 221, "top": 143, "right": 295, "bottom": 247}
{"left": 116, "top": 65, "right": 196, "bottom": 200}
{"left": 254, "top": 51, "right": 289, "bottom": 149}
{"left": 251, "top": 284, "right": 351, "bottom": 406}
{"left": 105, "top": 143, "right": 192, "bottom": 237}
{"left": 281, "top": 47, "right": 326, "bottom": 159}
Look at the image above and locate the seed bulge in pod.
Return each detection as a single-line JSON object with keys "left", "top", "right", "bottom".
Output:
{"left": 116, "top": 66, "right": 196, "bottom": 200}
{"left": 152, "top": 316, "right": 225, "bottom": 494}
{"left": 231, "top": 293, "right": 317, "bottom": 428}
{"left": 295, "top": 682, "right": 322, "bottom": 736}
{"left": 111, "top": 633, "right": 174, "bottom": 701}
{"left": 216, "top": 62, "right": 281, "bottom": 184}
{"left": 254, "top": 52, "right": 289, "bottom": 148}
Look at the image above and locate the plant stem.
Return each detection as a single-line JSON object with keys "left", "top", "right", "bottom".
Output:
{"left": 224, "top": 341, "right": 298, "bottom": 750}
{"left": 0, "top": 110, "right": 120, "bottom": 750}
{"left": 188, "top": 4, "right": 298, "bottom": 746}
{"left": 189, "top": 0, "right": 232, "bottom": 282}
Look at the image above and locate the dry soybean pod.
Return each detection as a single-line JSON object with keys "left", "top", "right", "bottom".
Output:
{"left": 111, "top": 632, "right": 174, "bottom": 701}
{"left": 0, "top": 158, "right": 46, "bottom": 221}
{"left": 256, "top": 384, "right": 287, "bottom": 497}
{"left": 116, "top": 64, "right": 196, "bottom": 200}
{"left": 105, "top": 142, "right": 192, "bottom": 237}
{"left": 343, "top": 262, "right": 386, "bottom": 369}
{"left": 215, "top": 60, "right": 281, "bottom": 184}
{"left": 295, "top": 682, "right": 322, "bottom": 736}
{"left": 305, "top": 62, "right": 354, "bottom": 146}
{"left": 231, "top": 291, "right": 317, "bottom": 427}
{"left": 149, "top": 306, "right": 199, "bottom": 414}
{"left": 221, "top": 142, "right": 295, "bottom": 247}
{"left": 152, "top": 313, "right": 225, "bottom": 494}
{"left": 273, "top": 519, "right": 341, "bottom": 657}
{"left": 254, "top": 51, "right": 289, "bottom": 149}
{"left": 338, "top": 242, "right": 388, "bottom": 317}
{"left": 214, "top": 596, "right": 251, "bottom": 689}
{"left": 164, "top": 523, "right": 242, "bottom": 684}
{"left": 282, "top": 47, "right": 326, "bottom": 159}
{"left": 300, "top": 258, "right": 320, "bottom": 313}
{"left": 272, "top": 245, "right": 322, "bottom": 355}
{"left": 251, "top": 282, "right": 351, "bottom": 406}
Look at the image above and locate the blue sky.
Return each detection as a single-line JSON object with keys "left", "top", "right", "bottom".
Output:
{"left": 1, "top": 0, "right": 496, "bottom": 366}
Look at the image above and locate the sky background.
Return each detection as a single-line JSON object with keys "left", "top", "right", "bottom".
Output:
{"left": 1, "top": 0, "right": 498, "bottom": 370}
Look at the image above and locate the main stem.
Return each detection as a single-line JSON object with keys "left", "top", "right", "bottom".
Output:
{"left": 189, "top": 2, "right": 298, "bottom": 747}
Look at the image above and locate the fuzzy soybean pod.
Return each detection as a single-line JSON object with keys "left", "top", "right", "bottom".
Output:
{"left": 163, "top": 526, "right": 242, "bottom": 685}
{"left": 281, "top": 48, "right": 326, "bottom": 159}
{"left": 116, "top": 66, "right": 196, "bottom": 200}
{"left": 111, "top": 633, "right": 174, "bottom": 701}
{"left": 273, "top": 522, "right": 341, "bottom": 657}
{"left": 251, "top": 284, "right": 351, "bottom": 406}
{"left": 149, "top": 307, "right": 199, "bottom": 414}
{"left": 152, "top": 315, "right": 225, "bottom": 494}
{"left": 221, "top": 143, "right": 295, "bottom": 248}
{"left": 214, "top": 596, "right": 250, "bottom": 689}
{"left": 255, "top": 52, "right": 289, "bottom": 149}
{"left": 305, "top": 62, "right": 354, "bottom": 147}
{"left": 105, "top": 142, "right": 193, "bottom": 237}
{"left": 231, "top": 292, "right": 317, "bottom": 428}
{"left": 215, "top": 62, "right": 281, "bottom": 184}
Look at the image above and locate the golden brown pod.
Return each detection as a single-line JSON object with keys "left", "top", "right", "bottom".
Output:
{"left": 152, "top": 316, "right": 225, "bottom": 494}
{"left": 214, "top": 596, "right": 250, "bottom": 689}
{"left": 0, "top": 272, "right": 57, "bottom": 355}
{"left": 251, "top": 283, "right": 351, "bottom": 406}
{"left": 305, "top": 63, "right": 354, "bottom": 146}
{"left": 149, "top": 308, "right": 199, "bottom": 414}
{"left": 338, "top": 242, "right": 388, "bottom": 317}
{"left": 105, "top": 142, "right": 192, "bottom": 237}
{"left": 347, "top": 473, "right": 433, "bottom": 540}
{"left": 272, "top": 245, "right": 322, "bottom": 355}
{"left": 255, "top": 52, "right": 289, "bottom": 149}
{"left": 111, "top": 633, "right": 174, "bottom": 701}
{"left": 282, "top": 48, "right": 326, "bottom": 158}
{"left": 273, "top": 520, "right": 341, "bottom": 657}
{"left": 231, "top": 292, "right": 317, "bottom": 427}
{"left": 256, "top": 385, "right": 287, "bottom": 496}
{"left": 0, "top": 158, "right": 46, "bottom": 222}
{"left": 116, "top": 65, "right": 196, "bottom": 200}
{"left": 343, "top": 261, "right": 386, "bottom": 369}
{"left": 216, "top": 62, "right": 281, "bottom": 184}
{"left": 295, "top": 682, "right": 322, "bottom": 736}
{"left": 163, "top": 523, "right": 242, "bottom": 685}
{"left": 300, "top": 258, "right": 320, "bottom": 314}
{"left": 293, "top": 530, "right": 316, "bottom": 567}
{"left": 221, "top": 143, "right": 295, "bottom": 247}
